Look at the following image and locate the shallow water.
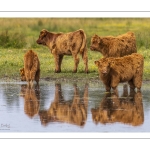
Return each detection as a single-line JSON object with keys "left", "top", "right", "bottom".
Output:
{"left": 0, "top": 80, "right": 150, "bottom": 133}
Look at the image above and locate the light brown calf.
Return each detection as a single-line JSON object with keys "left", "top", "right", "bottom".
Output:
{"left": 36, "top": 29, "right": 88, "bottom": 73}
{"left": 20, "top": 50, "right": 40, "bottom": 88}
{"left": 95, "top": 53, "right": 144, "bottom": 92}
{"left": 90, "top": 31, "right": 137, "bottom": 57}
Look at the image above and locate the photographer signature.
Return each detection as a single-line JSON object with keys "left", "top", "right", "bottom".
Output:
{"left": 0, "top": 123, "right": 10, "bottom": 130}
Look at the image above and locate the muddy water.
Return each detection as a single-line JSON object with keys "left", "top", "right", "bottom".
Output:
{"left": 0, "top": 80, "right": 150, "bottom": 132}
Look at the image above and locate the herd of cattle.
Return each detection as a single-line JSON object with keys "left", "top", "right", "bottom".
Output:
{"left": 20, "top": 29, "right": 144, "bottom": 92}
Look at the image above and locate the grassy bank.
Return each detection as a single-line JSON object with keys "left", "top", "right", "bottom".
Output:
{"left": 0, "top": 18, "right": 150, "bottom": 81}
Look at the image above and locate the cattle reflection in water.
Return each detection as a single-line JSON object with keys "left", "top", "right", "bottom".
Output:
{"left": 20, "top": 85, "right": 40, "bottom": 118}
{"left": 39, "top": 83, "right": 88, "bottom": 127}
{"left": 91, "top": 85, "right": 144, "bottom": 126}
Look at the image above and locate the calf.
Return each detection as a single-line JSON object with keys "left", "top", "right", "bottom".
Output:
{"left": 90, "top": 31, "right": 137, "bottom": 57}
{"left": 36, "top": 29, "right": 88, "bottom": 73}
{"left": 94, "top": 53, "right": 144, "bottom": 92}
{"left": 20, "top": 50, "right": 40, "bottom": 88}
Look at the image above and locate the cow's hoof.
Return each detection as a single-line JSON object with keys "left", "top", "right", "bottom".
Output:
{"left": 73, "top": 70, "right": 77, "bottom": 73}
{"left": 85, "top": 70, "right": 89, "bottom": 74}
{"left": 55, "top": 70, "right": 61, "bottom": 73}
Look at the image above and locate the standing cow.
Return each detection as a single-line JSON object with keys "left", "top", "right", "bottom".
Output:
{"left": 94, "top": 53, "right": 144, "bottom": 92}
{"left": 90, "top": 31, "right": 137, "bottom": 57}
{"left": 20, "top": 50, "right": 40, "bottom": 88}
{"left": 36, "top": 29, "right": 88, "bottom": 73}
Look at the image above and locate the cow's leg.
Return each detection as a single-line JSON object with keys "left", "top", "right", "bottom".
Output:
{"left": 111, "top": 77, "right": 119, "bottom": 93}
{"left": 133, "top": 76, "right": 142, "bottom": 91}
{"left": 35, "top": 69, "right": 40, "bottom": 88}
{"left": 58, "top": 55, "right": 64, "bottom": 72}
{"left": 72, "top": 54, "right": 79, "bottom": 73}
{"left": 25, "top": 69, "right": 30, "bottom": 87}
{"left": 54, "top": 55, "right": 61, "bottom": 73}
{"left": 30, "top": 70, "right": 36, "bottom": 88}
{"left": 105, "top": 85, "right": 111, "bottom": 92}
{"left": 82, "top": 83, "right": 89, "bottom": 108}
{"left": 29, "top": 80, "right": 34, "bottom": 88}
{"left": 103, "top": 79, "right": 111, "bottom": 92}
{"left": 128, "top": 79, "right": 135, "bottom": 90}
{"left": 82, "top": 49, "right": 88, "bottom": 73}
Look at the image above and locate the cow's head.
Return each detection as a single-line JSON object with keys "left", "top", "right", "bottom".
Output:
{"left": 38, "top": 110, "right": 54, "bottom": 126}
{"left": 91, "top": 108, "right": 111, "bottom": 124}
{"left": 90, "top": 34, "right": 101, "bottom": 51}
{"left": 95, "top": 58, "right": 115, "bottom": 75}
{"left": 36, "top": 29, "right": 49, "bottom": 46}
{"left": 20, "top": 68, "right": 26, "bottom": 81}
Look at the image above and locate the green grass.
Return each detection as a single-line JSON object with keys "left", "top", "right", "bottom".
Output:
{"left": 0, "top": 18, "right": 150, "bottom": 81}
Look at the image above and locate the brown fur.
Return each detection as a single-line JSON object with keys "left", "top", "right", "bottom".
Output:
{"left": 20, "top": 50, "right": 40, "bottom": 87}
{"left": 38, "top": 83, "right": 88, "bottom": 126}
{"left": 90, "top": 31, "right": 137, "bottom": 57}
{"left": 91, "top": 86, "right": 144, "bottom": 126}
{"left": 95, "top": 53, "right": 144, "bottom": 92}
{"left": 20, "top": 85, "right": 40, "bottom": 118}
{"left": 36, "top": 29, "right": 88, "bottom": 73}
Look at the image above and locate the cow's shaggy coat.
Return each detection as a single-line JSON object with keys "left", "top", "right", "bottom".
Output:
{"left": 95, "top": 53, "right": 144, "bottom": 92}
{"left": 20, "top": 50, "right": 40, "bottom": 88}
{"left": 36, "top": 29, "right": 88, "bottom": 73}
{"left": 90, "top": 31, "right": 137, "bottom": 57}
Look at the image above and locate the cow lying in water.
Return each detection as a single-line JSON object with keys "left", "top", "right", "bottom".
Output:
{"left": 36, "top": 29, "right": 88, "bottom": 73}
{"left": 20, "top": 50, "right": 40, "bottom": 88}
{"left": 90, "top": 31, "right": 137, "bottom": 57}
{"left": 94, "top": 53, "right": 144, "bottom": 92}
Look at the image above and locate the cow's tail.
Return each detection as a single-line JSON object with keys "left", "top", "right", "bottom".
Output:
{"left": 79, "top": 29, "right": 87, "bottom": 54}
{"left": 79, "top": 29, "right": 88, "bottom": 73}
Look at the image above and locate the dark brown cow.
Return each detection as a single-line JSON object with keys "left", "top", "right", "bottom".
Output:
{"left": 36, "top": 29, "right": 88, "bottom": 73}
{"left": 90, "top": 31, "right": 137, "bottom": 57}
{"left": 91, "top": 86, "right": 144, "bottom": 126}
{"left": 95, "top": 53, "right": 144, "bottom": 92}
{"left": 20, "top": 50, "right": 40, "bottom": 88}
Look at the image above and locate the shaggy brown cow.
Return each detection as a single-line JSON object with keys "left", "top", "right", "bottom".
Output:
{"left": 38, "top": 83, "right": 88, "bottom": 126}
{"left": 20, "top": 84, "right": 40, "bottom": 118}
{"left": 20, "top": 50, "right": 40, "bottom": 88}
{"left": 95, "top": 53, "right": 144, "bottom": 92}
{"left": 91, "top": 86, "right": 144, "bottom": 126}
{"left": 36, "top": 29, "right": 88, "bottom": 73}
{"left": 90, "top": 31, "right": 137, "bottom": 57}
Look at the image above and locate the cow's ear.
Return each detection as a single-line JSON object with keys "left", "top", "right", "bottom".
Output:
{"left": 94, "top": 61, "right": 100, "bottom": 67}
{"left": 19, "top": 68, "right": 23, "bottom": 72}
{"left": 97, "top": 36, "right": 101, "bottom": 44}
{"left": 41, "top": 29, "right": 47, "bottom": 36}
